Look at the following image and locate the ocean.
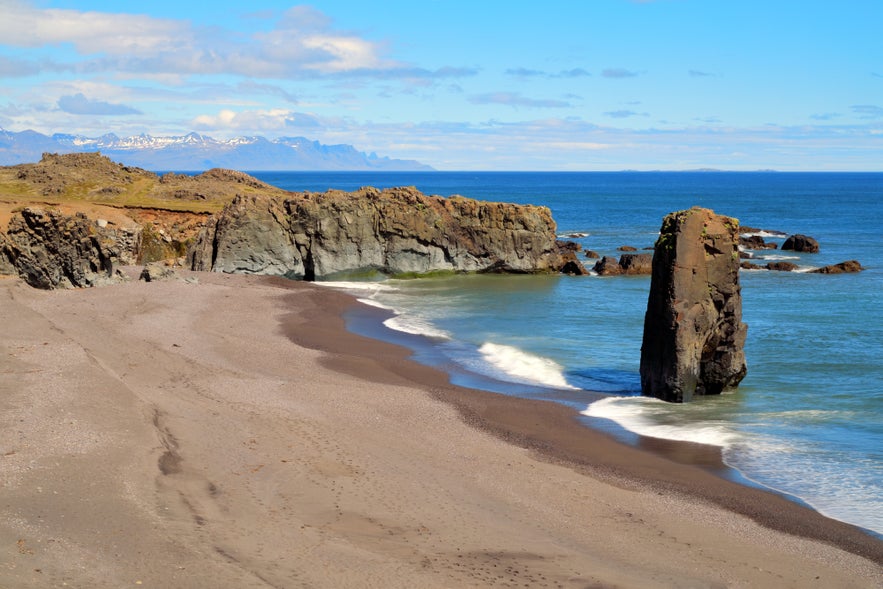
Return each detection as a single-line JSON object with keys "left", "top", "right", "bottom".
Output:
{"left": 250, "top": 170, "right": 883, "bottom": 538}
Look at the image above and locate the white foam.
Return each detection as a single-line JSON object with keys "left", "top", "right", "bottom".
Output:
{"left": 759, "top": 254, "right": 800, "bottom": 261}
{"left": 316, "top": 281, "right": 397, "bottom": 294}
{"left": 478, "top": 342, "right": 577, "bottom": 390}
{"left": 741, "top": 230, "right": 787, "bottom": 238}
{"left": 383, "top": 314, "right": 451, "bottom": 340}
{"left": 582, "top": 397, "right": 739, "bottom": 447}
{"left": 357, "top": 297, "right": 394, "bottom": 310}
{"left": 559, "top": 231, "right": 589, "bottom": 238}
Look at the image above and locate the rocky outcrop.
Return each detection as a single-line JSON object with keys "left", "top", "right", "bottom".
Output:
{"left": 640, "top": 207, "right": 747, "bottom": 403}
{"left": 811, "top": 260, "right": 864, "bottom": 274}
{"left": 592, "top": 256, "right": 623, "bottom": 276}
{"left": 782, "top": 234, "right": 820, "bottom": 253}
{"left": 739, "top": 235, "right": 777, "bottom": 250}
{"left": 765, "top": 261, "right": 799, "bottom": 272}
{"left": 593, "top": 253, "right": 653, "bottom": 276}
{"left": 0, "top": 207, "right": 130, "bottom": 289}
{"left": 618, "top": 253, "right": 653, "bottom": 275}
{"left": 188, "top": 187, "right": 586, "bottom": 279}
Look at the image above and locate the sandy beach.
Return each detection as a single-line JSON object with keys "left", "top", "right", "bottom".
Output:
{"left": 1, "top": 271, "right": 880, "bottom": 588}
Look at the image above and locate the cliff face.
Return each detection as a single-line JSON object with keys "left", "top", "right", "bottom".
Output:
{"left": 640, "top": 207, "right": 747, "bottom": 403}
{"left": 0, "top": 208, "right": 133, "bottom": 289}
{"left": 188, "top": 186, "right": 585, "bottom": 279}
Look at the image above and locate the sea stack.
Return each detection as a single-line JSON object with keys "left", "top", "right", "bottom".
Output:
{"left": 640, "top": 207, "right": 747, "bottom": 403}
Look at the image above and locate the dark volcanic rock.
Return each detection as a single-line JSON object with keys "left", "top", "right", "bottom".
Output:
{"left": 593, "top": 253, "right": 652, "bottom": 275}
{"left": 1, "top": 207, "right": 127, "bottom": 288}
{"left": 592, "top": 256, "right": 623, "bottom": 276}
{"left": 766, "top": 261, "right": 799, "bottom": 272}
{"left": 188, "top": 187, "right": 586, "bottom": 279}
{"left": 782, "top": 234, "right": 820, "bottom": 253}
{"left": 739, "top": 235, "right": 777, "bottom": 250}
{"left": 810, "top": 260, "right": 864, "bottom": 274}
{"left": 618, "top": 253, "right": 653, "bottom": 275}
{"left": 640, "top": 207, "right": 747, "bottom": 403}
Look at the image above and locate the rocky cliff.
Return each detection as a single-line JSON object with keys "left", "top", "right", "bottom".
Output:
{"left": 188, "top": 186, "right": 586, "bottom": 279}
{"left": 0, "top": 207, "right": 132, "bottom": 288}
{"left": 640, "top": 207, "right": 748, "bottom": 403}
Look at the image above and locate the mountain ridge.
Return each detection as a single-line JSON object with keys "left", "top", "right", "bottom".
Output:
{"left": 0, "top": 128, "right": 433, "bottom": 172}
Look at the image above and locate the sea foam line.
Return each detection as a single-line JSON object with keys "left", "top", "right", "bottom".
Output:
{"left": 382, "top": 314, "right": 452, "bottom": 340}
{"left": 478, "top": 342, "right": 578, "bottom": 390}
{"left": 582, "top": 397, "right": 739, "bottom": 447}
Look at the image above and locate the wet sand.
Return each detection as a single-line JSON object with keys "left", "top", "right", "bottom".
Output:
{"left": 1, "top": 272, "right": 880, "bottom": 588}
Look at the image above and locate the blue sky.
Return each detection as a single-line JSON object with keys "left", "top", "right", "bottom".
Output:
{"left": 1, "top": 0, "right": 881, "bottom": 170}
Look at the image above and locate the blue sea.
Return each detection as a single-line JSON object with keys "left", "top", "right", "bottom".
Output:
{"left": 251, "top": 171, "right": 883, "bottom": 538}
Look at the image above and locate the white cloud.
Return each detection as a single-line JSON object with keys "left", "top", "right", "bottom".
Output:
{"left": 0, "top": 1, "right": 401, "bottom": 77}
{"left": 0, "top": 0, "right": 187, "bottom": 55}
{"left": 57, "top": 93, "right": 141, "bottom": 115}
{"left": 190, "top": 108, "right": 323, "bottom": 134}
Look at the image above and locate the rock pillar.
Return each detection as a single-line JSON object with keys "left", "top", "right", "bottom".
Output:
{"left": 640, "top": 207, "right": 747, "bottom": 403}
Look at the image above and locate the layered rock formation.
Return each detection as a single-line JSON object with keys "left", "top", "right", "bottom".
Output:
{"left": 640, "top": 207, "right": 748, "bottom": 403}
{"left": 0, "top": 207, "right": 131, "bottom": 289}
{"left": 188, "top": 186, "right": 586, "bottom": 279}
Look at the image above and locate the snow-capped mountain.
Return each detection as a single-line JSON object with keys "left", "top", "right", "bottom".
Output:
{"left": 0, "top": 129, "right": 433, "bottom": 171}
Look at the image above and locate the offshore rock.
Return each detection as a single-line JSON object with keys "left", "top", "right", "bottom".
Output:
{"left": 640, "top": 207, "right": 747, "bottom": 403}
{"left": 0, "top": 207, "right": 128, "bottom": 289}
{"left": 592, "top": 253, "right": 653, "bottom": 276}
{"left": 618, "top": 253, "right": 653, "bottom": 275}
{"left": 810, "top": 260, "right": 864, "bottom": 274}
{"left": 782, "top": 234, "right": 820, "bottom": 253}
{"left": 592, "top": 256, "right": 623, "bottom": 276}
{"left": 188, "top": 187, "right": 586, "bottom": 279}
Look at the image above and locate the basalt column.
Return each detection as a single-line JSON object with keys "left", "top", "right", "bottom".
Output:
{"left": 640, "top": 207, "right": 747, "bottom": 403}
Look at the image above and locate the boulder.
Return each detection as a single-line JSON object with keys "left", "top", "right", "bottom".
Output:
{"left": 584, "top": 249, "right": 600, "bottom": 260}
{"left": 810, "top": 260, "right": 864, "bottom": 274}
{"left": 782, "top": 234, "right": 820, "bottom": 253}
{"left": 766, "top": 261, "right": 798, "bottom": 272}
{"left": 139, "top": 261, "right": 179, "bottom": 282}
{"left": 592, "top": 256, "right": 623, "bottom": 276}
{"left": 618, "top": 253, "right": 653, "bottom": 275}
{"left": 640, "top": 207, "right": 747, "bottom": 403}
{"left": 617, "top": 245, "right": 637, "bottom": 252}
{"left": 739, "top": 235, "right": 777, "bottom": 250}
{"left": 188, "top": 187, "right": 586, "bottom": 279}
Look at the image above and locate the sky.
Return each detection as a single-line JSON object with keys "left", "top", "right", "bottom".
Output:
{"left": 0, "top": 0, "right": 881, "bottom": 170}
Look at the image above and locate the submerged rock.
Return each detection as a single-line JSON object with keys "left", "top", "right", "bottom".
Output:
{"left": 640, "top": 207, "right": 748, "bottom": 403}
{"left": 810, "top": 260, "right": 864, "bottom": 274}
{"left": 188, "top": 187, "right": 586, "bottom": 279}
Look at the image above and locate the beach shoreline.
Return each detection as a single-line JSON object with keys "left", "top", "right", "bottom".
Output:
{"left": 286, "top": 278, "right": 883, "bottom": 560}
{"left": 1, "top": 271, "right": 880, "bottom": 588}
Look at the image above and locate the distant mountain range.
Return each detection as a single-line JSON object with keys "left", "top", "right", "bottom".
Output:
{"left": 0, "top": 128, "right": 433, "bottom": 171}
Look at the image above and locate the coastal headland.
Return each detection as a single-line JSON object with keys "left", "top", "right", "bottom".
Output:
{"left": 0, "top": 154, "right": 881, "bottom": 587}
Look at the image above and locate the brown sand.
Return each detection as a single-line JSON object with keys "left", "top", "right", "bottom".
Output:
{"left": 0, "top": 272, "right": 880, "bottom": 588}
